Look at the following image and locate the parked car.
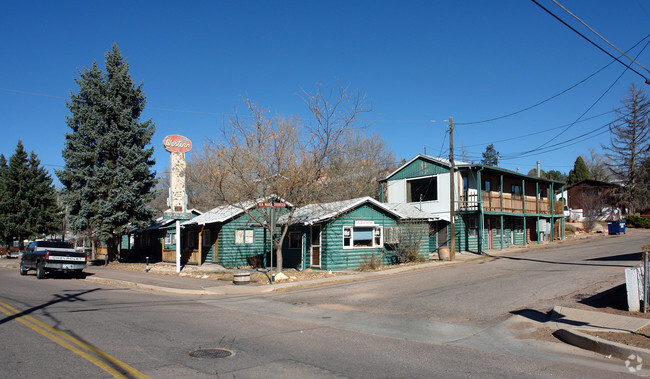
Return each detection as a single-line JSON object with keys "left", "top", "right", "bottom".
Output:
{"left": 19, "top": 241, "right": 86, "bottom": 279}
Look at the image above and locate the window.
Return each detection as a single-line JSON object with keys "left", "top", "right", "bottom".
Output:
{"left": 482, "top": 180, "right": 491, "bottom": 192}
{"left": 407, "top": 176, "right": 437, "bottom": 202}
{"left": 384, "top": 226, "right": 399, "bottom": 244}
{"left": 236, "top": 229, "right": 254, "bottom": 245}
{"left": 468, "top": 218, "right": 478, "bottom": 237}
{"left": 165, "top": 233, "right": 174, "bottom": 245}
{"left": 289, "top": 232, "right": 301, "bottom": 249}
{"left": 202, "top": 229, "right": 212, "bottom": 247}
{"left": 343, "top": 226, "right": 383, "bottom": 249}
{"left": 511, "top": 184, "right": 522, "bottom": 198}
{"left": 514, "top": 219, "right": 524, "bottom": 234}
{"left": 187, "top": 231, "right": 197, "bottom": 249}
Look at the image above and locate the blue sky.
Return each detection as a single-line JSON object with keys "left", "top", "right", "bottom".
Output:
{"left": 2, "top": 0, "right": 649, "bottom": 183}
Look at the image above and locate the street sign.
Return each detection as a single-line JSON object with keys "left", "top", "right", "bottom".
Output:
{"left": 257, "top": 202, "right": 286, "bottom": 208}
{"left": 162, "top": 212, "right": 192, "bottom": 220}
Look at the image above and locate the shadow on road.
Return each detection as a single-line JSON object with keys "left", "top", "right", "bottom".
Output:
{"left": 489, "top": 254, "right": 639, "bottom": 268}
{"left": 584, "top": 252, "right": 642, "bottom": 262}
{"left": 0, "top": 288, "right": 101, "bottom": 326}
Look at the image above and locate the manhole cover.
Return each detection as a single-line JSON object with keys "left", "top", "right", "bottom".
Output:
{"left": 189, "top": 348, "right": 233, "bottom": 359}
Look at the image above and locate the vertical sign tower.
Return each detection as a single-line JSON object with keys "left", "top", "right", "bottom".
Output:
{"left": 163, "top": 135, "right": 192, "bottom": 272}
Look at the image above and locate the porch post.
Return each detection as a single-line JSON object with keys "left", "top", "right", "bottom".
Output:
{"left": 536, "top": 182, "right": 540, "bottom": 214}
{"left": 500, "top": 174, "right": 504, "bottom": 212}
{"left": 550, "top": 183, "right": 554, "bottom": 242}
{"left": 500, "top": 215, "right": 504, "bottom": 249}
{"left": 560, "top": 186, "right": 564, "bottom": 240}
{"left": 522, "top": 178, "right": 526, "bottom": 246}
{"left": 176, "top": 220, "right": 181, "bottom": 273}
{"left": 301, "top": 231, "right": 307, "bottom": 271}
{"left": 477, "top": 169, "right": 483, "bottom": 254}
{"left": 536, "top": 216, "right": 540, "bottom": 244}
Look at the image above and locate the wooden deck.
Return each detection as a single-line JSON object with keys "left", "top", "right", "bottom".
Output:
{"left": 460, "top": 191, "right": 563, "bottom": 215}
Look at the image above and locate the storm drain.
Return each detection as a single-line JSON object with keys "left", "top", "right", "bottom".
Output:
{"left": 189, "top": 348, "right": 233, "bottom": 359}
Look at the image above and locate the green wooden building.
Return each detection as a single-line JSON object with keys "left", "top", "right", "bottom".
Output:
{"left": 279, "top": 197, "right": 435, "bottom": 271}
{"left": 378, "top": 154, "right": 566, "bottom": 254}
{"left": 178, "top": 201, "right": 274, "bottom": 267}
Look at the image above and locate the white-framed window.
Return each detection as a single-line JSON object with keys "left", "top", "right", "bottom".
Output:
{"left": 202, "top": 229, "right": 212, "bottom": 247}
{"left": 406, "top": 176, "right": 438, "bottom": 203}
{"left": 343, "top": 226, "right": 383, "bottom": 249}
{"left": 289, "top": 232, "right": 301, "bottom": 249}
{"left": 235, "top": 229, "right": 254, "bottom": 245}
{"left": 165, "top": 233, "right": 174, "bottom": 245}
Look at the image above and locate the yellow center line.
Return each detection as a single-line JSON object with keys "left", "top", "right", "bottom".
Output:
{"left": 0, "top": 301, "right": 150, "bottom": 379}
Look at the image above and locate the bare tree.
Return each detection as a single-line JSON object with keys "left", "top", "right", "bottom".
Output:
{"left": 322, "top": 131, "right": 396, "bottom": 201}
{"left": 388, "top": 222, "right": 427, "bottom": 263}
{"left": 602, "top": 83, "right": 649, "bottom": 213}
{"left": 581, "top": 148, "right": 611, "bottom": 182}
{"left": 574, "top": 185, "right": 609, "bottom": 231}
{"left": 207, "top": 83, "right": 371, "bottom": 271}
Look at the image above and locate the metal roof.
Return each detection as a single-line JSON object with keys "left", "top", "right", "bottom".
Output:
{"left": 182, "top": 201, "right": 257, "bottom": 226}
{"left": 279, "top": 196, "right": 438, "bottom": 225}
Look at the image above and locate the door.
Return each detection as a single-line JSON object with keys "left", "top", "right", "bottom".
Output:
{"left": 310, "top": 225, "right": 321, "bottom": 268}
{"left": 437, "top": 223, "right": 448, "bottom": 248}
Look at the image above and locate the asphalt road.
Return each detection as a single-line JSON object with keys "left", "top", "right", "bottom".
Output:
{"left": 1, "top": 231, "right": 648, "bottom": 378}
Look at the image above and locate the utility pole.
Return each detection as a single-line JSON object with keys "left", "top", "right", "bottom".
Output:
{"left": 449, "top": 117, "right": 456, "bottom": 261}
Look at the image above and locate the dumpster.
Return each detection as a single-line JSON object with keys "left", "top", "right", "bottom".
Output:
{"left": 608, "top": 220, "right": 626, "bottom": 235}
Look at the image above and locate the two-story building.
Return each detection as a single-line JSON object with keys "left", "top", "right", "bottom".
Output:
{"left": 378, "top": 155, "right": 565, "bottom": 254}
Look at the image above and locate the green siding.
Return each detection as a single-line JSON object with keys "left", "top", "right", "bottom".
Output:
{"left": 388, "top": 157, "right": 449, "bottom": 181}
{"left": 217, "top": 212, "right": 267, "bottom": 267}
{"left": 289, "top": 204, "right": 429, "bottom": 271}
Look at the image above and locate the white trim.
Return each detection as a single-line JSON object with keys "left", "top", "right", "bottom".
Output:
{"left": 342, "top": 225, "right": 384, "bottom": 250}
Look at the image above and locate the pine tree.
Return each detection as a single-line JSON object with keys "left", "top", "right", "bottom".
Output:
{"left": 5, "top": 141, "right": 30, "bottom": 247}
{"left": 602, "top": 83, "right": 649, "bottom": 213}
{"left": 0, "top": 154, "right": 9, "bottom": 244}
{"left": 0, "top": 142, "right": 63, "bottom": 246}
{"left": 25, "top": 152, "right": 63, "bottom": 239}
{"left": 57, "top": 44, "right": 157, "bottom": 260}
{"left": 481, "top": 144, "right": 500, "bottom": 166}
{"left": 566, "top": 156, "right": 593, "bottom": 185}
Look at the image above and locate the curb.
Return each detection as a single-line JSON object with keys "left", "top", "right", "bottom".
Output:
{"left": 554, "top": 328, "right": 650, "bottom": 362}
{"left": 84, "top": 275, "right": 276, "bottom": 296}
{"left": 84, "top": 276, "right": 213, "bottom": 295}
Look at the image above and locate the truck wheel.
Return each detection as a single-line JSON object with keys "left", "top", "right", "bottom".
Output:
{"left": 36, "top": 263, "right": 45, "bottom": 279}
{"left": 19, "top": 261, "right": 27, "bottom": 276}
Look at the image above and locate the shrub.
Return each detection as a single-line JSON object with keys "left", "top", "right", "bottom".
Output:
{"left": 358, "top": 252, "right": 384, "bottom": 271}
{"left": 391, "top": 223, "right": 426, "bottom": 264}
{"left": 627, "top": 215, "right": 650, "bottom": 228}
{"left": 565, "top": 224, "right": 577, "bottom": 234}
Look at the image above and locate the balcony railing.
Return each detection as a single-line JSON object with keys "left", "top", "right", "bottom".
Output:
{"left": 460, "top": 191, "right": 563, "bottom": 215}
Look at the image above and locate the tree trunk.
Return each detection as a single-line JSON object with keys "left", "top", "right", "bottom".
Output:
{"left": 275, "top": 244, "right": 283, "bottom": 273}
{"left": 106, "top": 236, "right": 118, "bottom": 262}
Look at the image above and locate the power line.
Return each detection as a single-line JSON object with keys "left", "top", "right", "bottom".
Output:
{"left": 552, "top": 0, "right": 650, "bottom": 75}
{"left": 462, "top": 110, "right": 614, "bottom": 148}
{"left": 508, "top": 39, "right": 650, "bottom": 158}
{"left": 530, "top": 0, "right": 650, "bottom": 84}
{"left": 456, "top": 34, "right": 650, "bottom": 126}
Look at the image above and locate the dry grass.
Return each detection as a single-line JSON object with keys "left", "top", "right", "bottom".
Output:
{"left": 97, "top": 261, "right": 346, "bottom": 283}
